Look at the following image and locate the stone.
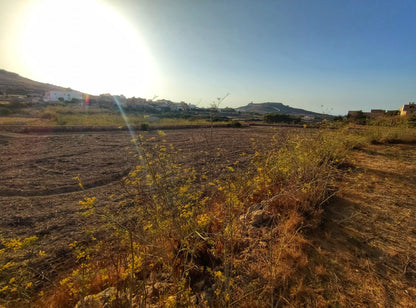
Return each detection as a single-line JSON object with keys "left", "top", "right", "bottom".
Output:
{"left": 251, "top": 210, "right": 272, "bottom": 227}
{"left": 75, "top": 287, "right": 118, "bottom": 308}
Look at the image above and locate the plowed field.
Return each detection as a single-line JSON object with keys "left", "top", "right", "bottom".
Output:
{"left": 0, "top": 126, "right": 283, "bottom": 286}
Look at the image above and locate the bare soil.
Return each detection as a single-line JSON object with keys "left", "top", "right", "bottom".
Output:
{"left": 0, "top": 126, "right": 283, "bottom": 290}
{"left": 306, "top": 142, "right": 416, "bottom": 307}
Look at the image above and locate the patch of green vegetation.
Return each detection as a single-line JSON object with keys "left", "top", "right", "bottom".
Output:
{"left": 0, "top": 106, "right": 12, "bottom": 116}
{"left": 27, "top": 106, "right": 228, "bottom": 127}
{"left": 263, "top": 112, "right": 302, "bottom": 124}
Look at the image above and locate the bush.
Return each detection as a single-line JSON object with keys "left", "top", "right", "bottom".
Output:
{"left": 227, "top": 120, "right": 242, "bottom": 128}
{"left": 40, "top": 111, "right": 57, "bottom": 120}
{"left": 49, "top": 128, "right": 362, "bottom": 307}
{"left": 0, "top": 107, "right": 12, "bottom": 116}
{"left": 140, "top": 123, "right": 149, "bottom": 131}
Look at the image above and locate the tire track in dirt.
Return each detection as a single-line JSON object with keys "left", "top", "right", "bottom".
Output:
{"left": 0, "top": 126, "right": 287, "bottom": 296}
{"left": 0, "top": 167, "right": 131, "bottom": 197}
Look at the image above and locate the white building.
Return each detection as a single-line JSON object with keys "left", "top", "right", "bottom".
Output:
{"left": 44, "top": 90, "right": 83, "bottom": 102}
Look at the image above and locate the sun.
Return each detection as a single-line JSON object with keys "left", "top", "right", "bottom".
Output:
{"left": 15, "top": 0, "right": 158, "bottom": 97}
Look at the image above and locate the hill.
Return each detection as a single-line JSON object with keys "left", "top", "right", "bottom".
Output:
{"left": 1, "top": 69, "right": 330, "bottom": 120}
{"left": 236, "top": 102, "right": 325, "bottom": 117}
{"left": 0, "top": 69, "right": 69, "bottom": 96}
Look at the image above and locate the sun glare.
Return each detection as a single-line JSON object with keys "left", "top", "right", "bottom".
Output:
{"left": 16, "top": 0, "right": 157, "bottom": 97}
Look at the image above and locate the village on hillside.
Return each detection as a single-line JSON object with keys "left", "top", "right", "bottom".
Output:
{"left": 2, "top": 88, "right": 415, "bottom": 119}
{"left": 1, "top": 89, "right": 195, "bottom": 112}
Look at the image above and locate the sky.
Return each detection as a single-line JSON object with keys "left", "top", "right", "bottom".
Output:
{"left": 1, "top": 0, "right": 416, "bottom": 115}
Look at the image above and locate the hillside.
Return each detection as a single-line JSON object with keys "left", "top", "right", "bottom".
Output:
{"left": 236, "top": 102, "right": 325, "bottom": 117}
{"left": 0, "top": 69, "right": 69, "bottom": 96}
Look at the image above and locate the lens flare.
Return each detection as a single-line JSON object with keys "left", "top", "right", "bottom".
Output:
{"left": 113, "top": 96, "right": 142, "bottom": 157}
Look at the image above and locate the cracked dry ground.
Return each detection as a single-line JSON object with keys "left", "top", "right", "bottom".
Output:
{"left": 306, "top": 142, "right": 416, "bottom": 307}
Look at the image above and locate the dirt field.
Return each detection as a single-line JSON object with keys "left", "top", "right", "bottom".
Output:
{"left": 1, "top": 126, "right": 416, "bottom": 306}
{"left": 0, "top": 126, "right": 284, "bottom": 288}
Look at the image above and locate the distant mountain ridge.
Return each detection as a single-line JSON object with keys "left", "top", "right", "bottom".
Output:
{"left": 0, "top": 69, "right": 70, "bottom": 95}
{"left": 236, "top": 102, "right": 323, "bottom": 117}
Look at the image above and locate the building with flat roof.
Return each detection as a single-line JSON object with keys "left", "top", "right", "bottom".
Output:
{"left": 44, "top": 90, "right": 83, "bottom": 102}
{"left": 400, "top": 103, "right": 416, "bottom": 116}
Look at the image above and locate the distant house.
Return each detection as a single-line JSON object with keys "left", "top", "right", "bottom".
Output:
{"left": 154, "top": 99, "right": 184, "bottom": 111}
{"left": 399, "top": 103, "right": 416, "bottom": 116}
{"left": 301, "top": 115, "right": 315, "bottom": 121}
{"left": 113, "top": 95, "right": 127, "bottom": 106}
{"left": 369, "top": 109, "right": 386, "bottom": 118}
{"left": 347, "top": 110, "right": 364, "bottom": 118}
{"left": 180, "top": 101, "right": 189, "bottom": 110}
{"left": 172, "top": 103, "right": 184, "bottom": 111}
{"left": 44, "top": 90, "right": 83, "bottom": 102}
{"left": 386, "top": 110, "right": 400, "bottom": 116}
{"left": 348, "top": 109, "right": 386, "bottom": 119}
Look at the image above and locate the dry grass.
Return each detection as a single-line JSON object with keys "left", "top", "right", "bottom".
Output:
{"left": 0, "top": 117, "right": 53, "bottom": 126}
{"left": 304, "top": 140, "right": 416, "bottom": 307}
{"left": 0, "top": 105, "right": 227, "bottom": 127}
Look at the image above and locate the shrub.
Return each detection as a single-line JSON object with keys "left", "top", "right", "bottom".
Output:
{"left": 0, "top": 235, "right": 40, "bottom": 306}
{"left": 140, "top": 123, "right": 149, "bottom": 131}
{"left": 40, "top": 111, "right": 56, "bottom": 120}
{"left": 264, "top": 113, "right": 301, "bottom": 124}
{"left": 0, "top": 107, "right": 12, "bottom": 116}
{"left": 227, "top": 120, "right": 242, "bottom": 128}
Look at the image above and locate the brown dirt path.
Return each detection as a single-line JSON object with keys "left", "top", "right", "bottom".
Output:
{"left": 306, "top": 142, "right": 416, "bottom": 307}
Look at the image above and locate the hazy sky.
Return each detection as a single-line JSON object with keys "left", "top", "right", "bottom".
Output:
{"left": 1, "top": 0, "right": 416, "bottom": 115}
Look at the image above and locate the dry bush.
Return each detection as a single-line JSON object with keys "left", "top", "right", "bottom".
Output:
{"left": 42, "top": 128, "right": 366, "bottom": 307}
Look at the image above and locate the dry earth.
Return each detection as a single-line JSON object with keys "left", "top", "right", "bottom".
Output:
{"left": 306, "top": 142, "right": 416, "bottom": 307}
{"left": 0, "top": 126, "right": 282, "bottom": 292}
{"left": 1, "top": 126, "right": 416, "bottom": 307}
